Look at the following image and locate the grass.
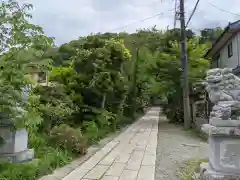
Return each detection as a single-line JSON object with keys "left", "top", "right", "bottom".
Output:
{"left": 0, "top": 133, "right": 75, "bottom": 180}
{"left": 179, "top": 159, "right": 208, "bottom": 180}
{"left": 184, "top": 129, "right": 208, "bottom": 141}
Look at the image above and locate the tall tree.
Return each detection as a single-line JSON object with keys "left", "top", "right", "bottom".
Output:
{"left": 147, "top": 37, "right": 209, "bottom": 123}
{"left": 0, "top": 0, "right": 53, "bottom": 127}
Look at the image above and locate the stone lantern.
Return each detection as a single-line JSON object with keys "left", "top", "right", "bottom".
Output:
{"left": 0, "top": 118, "right": 34, "bottom": 163}
{"left": 200, "top": 68, "right": 240, "bottom": 179}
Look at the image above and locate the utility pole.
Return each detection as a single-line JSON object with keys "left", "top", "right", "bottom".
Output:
{"left": 179, "top": 0, "right": 191, "bottom": 129}
{"left": 173, "top": 0, "right": 178, "bottom": 29}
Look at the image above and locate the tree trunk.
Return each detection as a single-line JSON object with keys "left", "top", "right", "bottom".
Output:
{"left": 131, "top": 47, "right": 139, "bottom": 118}
{"left": 101, "top": 93, "right": 106, "bottom": 109}
{"left": 46, "top": 71, "right": 49, "bottom": 86}
{"left": 191, "top": 102, "right": 196, "bottom": 128}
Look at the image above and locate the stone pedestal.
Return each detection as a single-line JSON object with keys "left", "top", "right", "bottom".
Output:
{"left": 200, "top": 122, "right": 240, "bottom": 180}
{"left": 0, "top": 124, "right": 34, "bottom": 163}
{"left": 200, "top": 163, "right": 240, "bottom": 180}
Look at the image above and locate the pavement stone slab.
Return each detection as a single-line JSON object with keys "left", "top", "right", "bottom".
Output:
{"left": 83, "top": 165, "right": 109, "bottom": 179}
{"left": 115, "top": 153, "right": 131, "bottom": 163}
{"left": 99, "top": 150, "right": 120, "bottom": 165}
{"left": 105, "top": 162, "right": 125, "bottom": 176}
{"left": 119, "top": 170, "right": 138, "bottom": 180}
{"left": 59, "top": 107, "right": 160, "bottom": 180}
{"left": 137, "top": 165, "right": 155, "bottom": 180}
{"left": 62, "top": 169, "right": 89, "bottom": 180}
{"left": 125, "top": 161, "right": 141, "bottom": 171}
{"left": 102, "top": 175, "right": 119, "bottom": 180}
{"left": 128, "top": 151, "right": 145, "bottom": 162}
{"left": 134, "top": 145, "right": 146, "bottom": 151}
{"left": 142, "top": 154, "right": 156, "bottom": 166}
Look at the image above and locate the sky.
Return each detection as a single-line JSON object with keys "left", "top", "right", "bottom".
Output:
{"left": 20, "top": 0, "right": 240, "bottom": 45}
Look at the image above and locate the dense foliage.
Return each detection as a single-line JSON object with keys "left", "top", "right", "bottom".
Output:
{"left": 0, "top": 1, "right": 222, "bottom": 179}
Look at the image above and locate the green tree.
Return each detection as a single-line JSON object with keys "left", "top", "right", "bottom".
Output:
{"left": 50, "top": 36, "right": 132, "bottom": 131}
{"left": 200, "top": 27, "right": 223, "bottom": 43}
{"left": 148, "top": 38, "right": 209, "bottom": 123}
{"left": 0, "top": 0, "right": 53, "bottom": 128}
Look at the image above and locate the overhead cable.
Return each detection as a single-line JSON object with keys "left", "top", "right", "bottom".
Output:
{"left": 206, "top": 0, "right": 240, "bottom": 17}
{"left": 185, "top": 0, "right": 201, "bottom": 28}
{"left": 108, "top": 8, "right": 175, "bottom": 32}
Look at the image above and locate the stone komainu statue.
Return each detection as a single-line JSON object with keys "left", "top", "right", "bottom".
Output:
{"left": 205, "top": 68, "right": 240, "bottom": 120}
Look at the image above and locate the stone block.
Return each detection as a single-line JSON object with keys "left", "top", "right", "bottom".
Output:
{"left": 137, "top": 165, "right": 155, "bottom": 180}
{"left": 0, "top": 127, "right": 34, "bottom": 163}
{"left": 106, "top": 163, "right": 125, "bottom": 176}
{"left": 208, "top": 134, "right": 240, "bottom": 173}
{"left": 119, "top": 170, "right": 138, "bottom": 180}
{"left": 0, "top": 128, "right": 28, "bottom": 154}
{"left": 142, "top": 154, "right": 156, "bottom": 166}
{"left": 99, "top": 151, "right": 119, "bottom": 165}
{"left": 201, "top": 124, "right": 240, "bottom": 136}
{"left": 80, "top": 155, "right": 101, "bottom": 170}
{"left": 62, "top": 169, "right": 89, "bottom": 180}
{"left": 210, "top": 119, "right": 240, "bottom": 127}
{"left": 14, "top": 129, "right": 28, "bottom": 153}
{"left": 102, "top": 175, "right": 119, "bottom": 180}
{"left": 200, "top": 163, "right": 240, "bottom": 180}
{"left": 115, "top": 153, "right": 131, "bottom": 163}
{"left": 125, "top": 161, "right": 141, "bottom": 171}
{"left": 0, "top": 148, "right": 34, "bottom": 163}
{"left": 84, "top": 165, "right": 109, "bottom": 179}
{"left": 128, "top": 151, "right": 144, "bottom": 162}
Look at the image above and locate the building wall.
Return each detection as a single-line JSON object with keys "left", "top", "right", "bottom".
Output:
{"left": 214, "top": 32, "right": 240, "bottom": 69}
{"left": 219, "top": 33, "right": 240, "bottom": 68}
{"left": 238, "top": 33, "right": 240, "bottom": 66}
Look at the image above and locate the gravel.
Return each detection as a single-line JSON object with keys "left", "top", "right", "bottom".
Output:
{"left": 155, "top": 115, "right": 208, "bottom": 180}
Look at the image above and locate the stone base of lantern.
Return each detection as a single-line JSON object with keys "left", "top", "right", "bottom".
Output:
{"left": 200, "top": 163, "right": 240, "bottom": 180}
{"left": 200, "top": 123, "right": 240, "bottom": 180}
{"left": 0, "top": 128, "right": 34, "bottom": 163}
{"left": 0, "top": 148, "right": 34, "bottom": 163}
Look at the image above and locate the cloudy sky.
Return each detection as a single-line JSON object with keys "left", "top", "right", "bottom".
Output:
{"left": 20, "top": 0, "right": 240, "bottom": 45}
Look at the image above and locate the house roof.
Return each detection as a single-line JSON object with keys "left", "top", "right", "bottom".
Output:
{"left": 204, "top": 20, "right": 240, "bottom": 58}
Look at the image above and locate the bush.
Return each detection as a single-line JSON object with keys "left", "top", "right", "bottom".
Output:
{"left": 82, "top": 121, "right": 100, "bottom": 144}
{"left": 33, "top": 84, "right": 76, "bottom": 133}
{"left": 162, "top": 104, "right": 184, "bottom": 123}
{"left": 49, "top": 124, "right": 87, "bottom": 155}
{"left": 0, "top": 148, "right": 72, "bottom": 180}
{"left": 29, "top": 132, "right": 47, "bottom": 150}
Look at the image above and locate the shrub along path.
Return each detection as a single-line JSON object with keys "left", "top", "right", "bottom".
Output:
{"left": 41, "top": 107, "right": 208, "bottom": 180}
{"left": 43, "top": 107, "right": 159, "bottom": 180}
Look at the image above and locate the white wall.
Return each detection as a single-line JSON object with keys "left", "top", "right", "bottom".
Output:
{"left": 238, "top": 33, "right": 240, "bottom": 65}
{"left": 217, "top": 32, "right": 240, "bottom": 69}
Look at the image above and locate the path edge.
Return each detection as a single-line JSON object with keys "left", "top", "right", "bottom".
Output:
{"left": 39, "top": 108, "right": 151, "bottom": 180}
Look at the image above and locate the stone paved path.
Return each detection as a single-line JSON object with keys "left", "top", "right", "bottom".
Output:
{"left": 62, "top": 107, "right": 160, "bottom": 180}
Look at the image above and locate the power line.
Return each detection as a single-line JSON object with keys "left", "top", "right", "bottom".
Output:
{"left": 109, "top": 13, "right": 164, "bottom": 32}
{"left": 108, "top": 8, "right": 175, "bottom": 33}
{"left": 185, "top": 0, "right": 201, "bottom": 28}
{"left": 206, "top": 0, "right": 240, "bottom": 17}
